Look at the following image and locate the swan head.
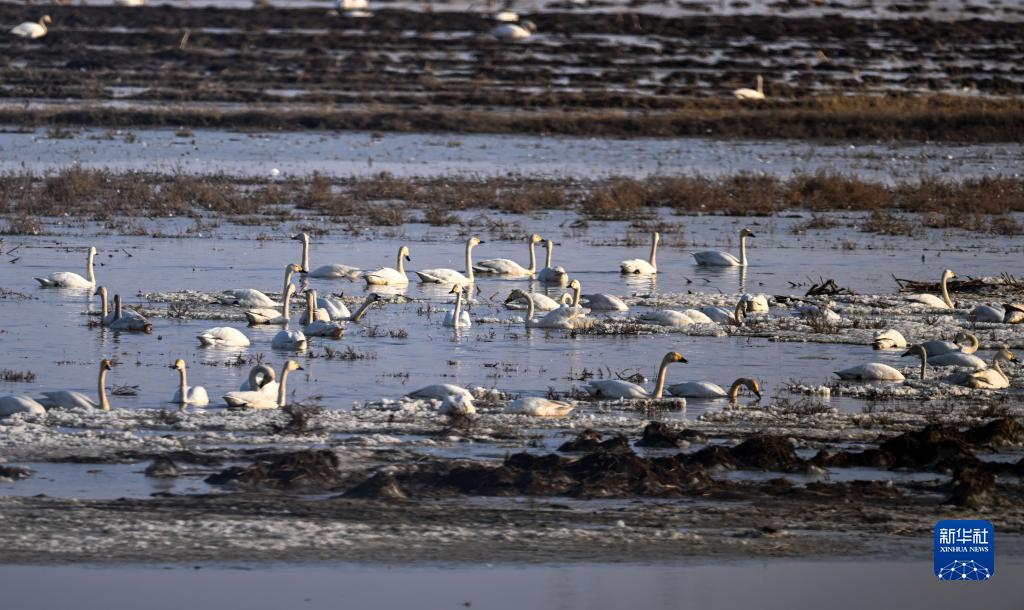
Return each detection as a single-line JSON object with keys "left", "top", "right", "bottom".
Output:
{"left": 468, "top": 236, "right": 484, "bottom": 247}
{"left": 740, "top": 228, "right": 755, "bottom": 238}
{"left": 662, "top": 351, "right": 688, "bottom": 364}
{"left": 170, "top": 358, "right": 187, "bottom": 370}
{"left": 996, "top": 348, "right": 1016, "bottom": 363}
{"left": 901, "top": 344, "right": 927, "bottom": 358}
{"left": 520, "top": 19, "right": 537, "bottom": 33}
{"left": 283, "top": 360, "right": 304, "bottom": 373}
{"left": 740, "top": 378, "right": 762, "bottom": 399}
{"left": 449, "top": 285, "right": 464, "bottom": 296}
{"left": 653, "top": 231, "right": 660, "bottom": 243}
{"left": 286, "top": 263, "right": 302, "bottom": 273}
{"left": 291, "top": 233, "right": 309, "bottom": 243}
{"left": 42, "top": 15, "right": 52, "bottom": 24}
{"left": 100, "top": 359, "right": 115, "bottom": 372}
{"left": 942, "top": 269, "right": 956, "bottom": 281}
{"left": 1004, "top": 303, "right": 1024, "bottom": 313}
{"left": 529, "top": 233, "right": 543, "bottom": 244}
{"left": 399, "top": 245, "right": 411, "bottom": 261}
{"left": 93, "top": 285, "right": 106, "bottom": 297}
{"left": 367, "top": 293, "right": 384, "bottom": 303}
{"left": 113, "top": 293, "right": 122, "bottom": 306}
{"left": 88, "top": 245, "right": 97, "bottom": 256}
{"left": 568, "top": 279, "right": 581, "bottom": 291}
{"left": 504, "top": 289, "right": 530, "bottom": 304}
{"left": 559, "top": 293, "right": 573, "bottom": 305}
{"left": 545, "top": 239, "right": 554, "bottom": 248}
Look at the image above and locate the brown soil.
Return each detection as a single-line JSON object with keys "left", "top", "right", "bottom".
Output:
{"left": 0, "top": 6, "right": 1022, "bottom": 141}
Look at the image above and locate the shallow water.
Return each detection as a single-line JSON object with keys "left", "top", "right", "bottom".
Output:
{"left": 0, "top": 560, "right": 1020, "bottom": 610}
{"left": 1, "top": 127, "right": 1021, "bottom": 180}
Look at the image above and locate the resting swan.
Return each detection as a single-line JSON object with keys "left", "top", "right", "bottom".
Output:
{"left": 504, "top": 397, "right": 574, "bottom": 417}
{"left": 294, "top": 232, "right": 360, "bottom": 279}
{"left": 834, "top": 362, "right": 904, "bottom": 381}
{"left": 443, "top": 285, "right": 472, "bottom": 328}
{"left": 668, "top": 377, "right": 762, "bottom": 402}
{"left": 197, "top": 326, "right": 250, "bottom": 348}
{"left": 585, "top": 351, "right": 687, "bottom": 399}
{"left": 0, "top": 394, "right": 46, "bottom": 417}
{"left": 872, "top": 329, "right": 907, "bottom": 350}
{"left": 246, "top": 283, "right": 297, "bottom": 325}
{"left": 693, "top": 228, "right": 754, "bottom": 267}
{"left": 407, "top": 384, "right": 474, "bottom": 403}
{"left": 10, "top": 15, "right": 51, "bottom": 39}
{"left": 415, "top": 236, "right": 483, "bottom": 287}
{"left": 503, "top": 288, "right": 560, "bottom": 311}
{"left": 364, "top": 246, "right": 411, "bottom": 286}
{"left": 971, "top": 305, "right": 1004, "bottom": 323}
{"left": 239, "top": 364, "right": 278, "bottom": 396}
{"left": 702, "top": 301, "right": 745, "bottom": 326}
{"left": 906, "top": 269, "right": 955, "bottom": 309}
{"left": 223, "top": 360, "right": 303, "bottom": 409}
{"left": 733, "top": 75, "right": 765, "bottom": 101}
{"left": 620, "top": 231, "right": 659, "bottom": 274}
{"left": 35, "top": 246, "right": 97, "bottom": 289}
{"left": 38, "top": 359, "right": 114, "bottom": 411}
{"left": 639, "top": 309, "right": 694, "bottom": 327}
{"left": 474, "top": 233, "right": 543, "bottom": 277}
{"left": 958, "top": 349, "right": 1016, "bottom": 389}
{"left": 1003, "top": 303, "right": 1024, "bottom": 324}
{"left": 536, "top": 239, "right": 568, "bottom": 285}
{"left": 170, "top": 359, "right": 209, "bottom": 407}
{"left": 741, "top": 293, "right": 770, "bottom": 313}
{"left": 303, "top": 289, "right": 346, "bottom": 338}
{"left": 490, "top": 20, "right": 536, "bottom": 40}
{"left": 109, "top": 294, "right": 153, "bottom": 332}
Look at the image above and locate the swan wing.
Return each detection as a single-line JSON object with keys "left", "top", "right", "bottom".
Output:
{"left": 364, "top": 267, "right": 408, "bottom": 286}
{"left": 34, "top": 272, "right": 92, "bottom": 289}
{"left": 620, "top": 259, "right": 655, "bottom": 274}
{"left": 473, "top": 259, "right": 529, "bottom": 276}
{"left": 505, "top": 397, "right": 573, "bottom": 417}
{"left": 667, "top": 381, "right": 726, "bottom": 398}
{"left": 415, "top": 269, "right": 469, "bottom": 286}
{"left": 693, "top": 251, "right": 741, "bottom": 266}
{"left": 39, "top": 391, "right": 97, "bottom": 410}
{"left": 0, "top": 395, "right": 46, "bottom": 416}
{"left": 682, "top": 309, "right": 714, "bottom": 324}
{"left": 585, "top": 380, "right": 648, "bottom": 399}
{"left": 834, "top": 363, "right": 904, "bottom": 381}
{"left": 309, "top": 264, "right": 361, "bottom": 279}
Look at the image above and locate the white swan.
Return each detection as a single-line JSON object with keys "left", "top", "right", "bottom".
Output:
{"left": 364, "top": 245, "right": 411, "bottom": 286}
{"left": 733, "top": 75, "right": 765, "bottom": 101}
{"left": 223, "top": 360, "right": 303, "bottom": 409}
{"left": 971, "top": 305, "right": 1004, "bottom": 323}
{"left": 834, "top": 363, "right": 904, "bottom": 381}
{"left": 109, "top": 294, "right": 153, "bottom": 332}
{"left": 958, "top": 349, "right": 1016, "bottom": 389}
{"left": 239, "top": 364, "right": 279, "bottom": 396}
{"left": 246, "top": 283, "right": 297, "bottom": 325}
{"left": 416, "top": 237, "right": 483, "bottom": 287}
{"left": 702, "top": 301, "right": 745, "bottom": 326}
{"left": 668, "top": 377, "right": 762, "bottom": 401}
{"left": 504, "top": 397, "right": 574, "bottom": 417}
{"left": 474, "top": 233, "right": 543, "bottom": 277}
{"left": 741, "top": 293, "right": 770, "bottom": 313}
{"left": 443, "top": 285, "right": 472, "bottom": 328}
{"left": 337, "top": 0, "right": 368, "bottom": 9}
{"left": 639, "top": 310, "right": 694, "bottom": 327}
{"left": 581, "top": 292, "right": 629, "bottom": 311}
{"left": 303, "top": 290, "right": 346, "bottom": 338}
{"left": 906, "top": 269, "right": 955, "bottom": 309}
{"left": 222, "top": 263, "right": 301, "bottom": 308}
{"left": 681, "top": 309, "right": 714, "bottom": 324}
{"left": 1003, "top": 303, "right": 1024, "bottom": 324}
{"left": 492, "top": 10, "right": 518, "bottom": 22}
{"left": 0, "top": 394, "right": 46, "bottom": 417}
{"left": 170, "top": 359, "right": 209, "bottom": 407}
{"left": 926, "top": 351, "right": 987, "bottom": 369}
{"left": 316, "top": 294, "right": 350, "bottom": 320}
{"left": 38, "top": 359, "right": 114, "bottom": 411}
{"left": 491, "top": 20, "right": 536, "bottom": 40}
{"left": 35, "top": 246, "right": 97, "bottom": 289}
{"left": 620, "top": 231, "right": 659, "bottom": 274}
{"left": 585, "top": 352, "right": 687, "bottom": 399}
{"left": 503, "top": 288, "right": 560, "bottom": 311}
{"left": 407, "top": 384, "right": 474, "bottom": 403}
{"left": 872, "top": 329, "right": 907, "bottom": 350}
{"left": 693, "top": 228, "right": 754, "bottom": 267}
{"left": 93, "top": 285, "right": 119, "bottom": 326}
{"left": 295, "top": 232, "right": 361, "bottom": 279}
{"left": 272, "top": 328, "right": 307, "bottom": 350}
{"left": 10, "top": 15, "right": 51, "bottom": 39}
{"left": 299, "top": 288, "right": 331, "bottom": 325}
{"left": 536, "top": 239, "right": 568, "bottom": 285}
{"left": 197, "top": 327, "right": 250, "bottom": 348}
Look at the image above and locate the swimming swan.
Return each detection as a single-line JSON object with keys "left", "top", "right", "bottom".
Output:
{"left": 958, "top": 349, "right": 1016, "bottom": 389}
{"left": 733, "top": 75, "right": 765, "bottom": 101}
{"left": 536, "top": 239, "right": 568, "bottom": 285}
{"left": 364, "top": 245, "right": 411, "bottom": 286}
{"left": 834, "top": 362, "right": 904, "bottom": 381}
{"left": 223, "top": 360, "right": 303, "bottom": 409}
{"left": 294, "top": 232, "right": 361, "bottom": 279}
{"left": 668, "top": 377, "right": 762, "bottom": 402}
{"left": 906, "top": 269, "right": 955, "bottom": 309}
{"left": 197, "top": 327, "right": 251, "bottom": 348}
{"left": 170, "top": 359, "right": 209, "bottom": 407}
{"left": 246, "top": 283, "right": 297, "bottom": 325}
{"left": 474, "top": 233, "right": 543, "bottom": 277}
{"left": 506, "top": 288, "right": 591, "bottom": 329}
{"left": 503, "top": 289, "right": 560, "bottom": 311}
{"left": 303, "top": 289, "right": 346, "bottom": 337}
{"left": 585, "top": 352, "right": 687, "bottom": 399}
{"left": 272, "top": 328, "right": 307, "bottom": 350}
{"left": 38, "top": 359, "right": 114, "bottom": 411}
{"left": 693, "top": 228, "right": 754, "bottom": 267}
{"left": 416, "top": 237, "right": 483, "bottom": 287}
{"left": 620, "top": 231, "right": 659, "bottom": 274}
{"left": 443, "top": 285, "right": 472, "bottom": 328}
{"left": 35, "top": 246, "right": 97, "bottom": 288}
{"left": 10, "top": 15, "right": 51, "bottom": 39}
{"left": 109, "top": 294, "right": 153, "bottom": 332}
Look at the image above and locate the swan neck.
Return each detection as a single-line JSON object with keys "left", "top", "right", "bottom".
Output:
{"left": 465, "top": 241, "right": 475, "bottom": 283}
{"left": 98, "top": 288, "right": 108, "bottom": 318}
{"left": 918, "top": 349, "right": 928, "bottom": 380}
{"left": 525, "top": 294, "right": 535, "bottom": 323}
{"left": 940, "top": 273, "right": 953, "bottom": 308}
{"left": 527, "top": 239, "right": 537, "bottom": 274}
{"left": 739, "top": 235, "right": 748, "bottom": 267}
{"left": 649, "top": 235, "right": 658, "bottom": 268}
{"left": 396, "top": 248, "right": 405, "bottom": 274}
{"left": 306, "top": 292, "right": 314, "bottom": 321}
{"left": 300, "top": 236, "right": 310, "bottom": 272}
{"left": 98, "top": 366, "right": 110, "bottom": 411}
{"left": 733, "top": 301, "right": 744, "bottom": 326}
{"left": 351, "top": 296, "right": 375, "bottom": 322}
{"left": 545, "top": 242, "right": 553, "bottom": 268}
{"left": 572, "top": 284, "right": 581, "bottom": 307}
{"left": 277, "top": 367, "right": 290, "bottom": 407}
{"left": 178, "top": 367, "right": 188, "bottom": 401}
{"left": 652, "top": 358, "right": 671, "bottom": 399}
{"left": 993, "top": 354, "right": 1005, "bottom": 378}
{"left": 283, "top": 287, "right": 292, "bottom": 315}
{"left": 87, "top": 249, "right": 96, "bottom": 283}
{"left": 114, "top": 296, "right": 122, "bottom": 320}
{"left": 962, "top": 333, "right": 978, "bottom": 354}
{"left": 453, "top": 291, "right": 464, "bottom": 327}
{"left": 728, "top": 379, "right": 743, "bottom": 402}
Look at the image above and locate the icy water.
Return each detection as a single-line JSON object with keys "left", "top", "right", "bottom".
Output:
{"left": 1, "top": 213, "right": 1019, "bottom": 419}
{"left": 1, "top": 560, "right": 1020, "bottom": 610}
{"left": 1, "top": 127, "right": 1021, "bottom": 181}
